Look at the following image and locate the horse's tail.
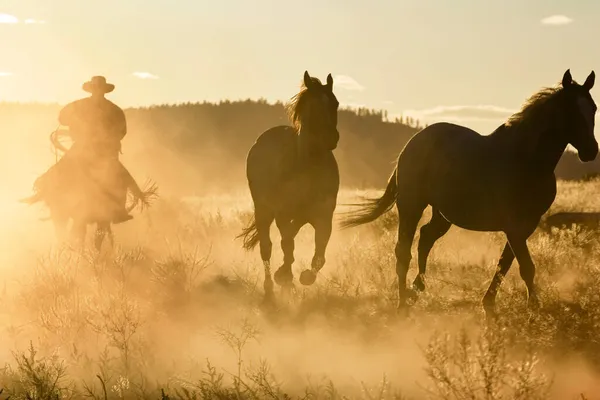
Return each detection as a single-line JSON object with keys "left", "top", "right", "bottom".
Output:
{"left": 19, "top": 193, "right": 42, "bottom": 205}
{"left": 129, "top": 179, "right": 159, "bottom": 212}
{"left": 237, "top": 214, "right": 260, "bottom": 251}
{"left": 121, "top": 165, "right": 159, "bottom": 212}
{"left": 340, "top": 168, "right": 398, "bottom": 229}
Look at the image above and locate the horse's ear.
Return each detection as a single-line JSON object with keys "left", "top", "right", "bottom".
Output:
{"left": 562, "top": 69, "right": 573, "bottom": 88}
{"left": 303, "top": 71, "right": 313, "bottom": 89}
{"left": 326, "top": 73, "right": 333, "bottom": 90}
{"left": 584, "top": 71, "right": 595, "bottom": 91}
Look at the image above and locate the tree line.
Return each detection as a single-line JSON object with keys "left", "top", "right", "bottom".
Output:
{"left": 1, "top": 100, "right": 598, "bottom": 196}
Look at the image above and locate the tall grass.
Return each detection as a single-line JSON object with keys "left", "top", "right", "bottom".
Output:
{"left": 2, "top": 182, "right": 600, "bottom": 399}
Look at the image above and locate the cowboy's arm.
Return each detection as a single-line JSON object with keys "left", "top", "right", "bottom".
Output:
{"left": 114, "top": 107, "right": 127, "bottom": 141}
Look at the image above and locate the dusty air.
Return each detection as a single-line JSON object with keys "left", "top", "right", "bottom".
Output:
{"left": 1, "top": 3, "right": 600, "bottom": 399}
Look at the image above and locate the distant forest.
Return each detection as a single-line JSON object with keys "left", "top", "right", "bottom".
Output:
{"left": 1, "top": 100, "right": 599, "bottom": 196}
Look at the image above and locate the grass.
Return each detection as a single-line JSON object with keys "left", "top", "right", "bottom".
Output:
{"left": 2, "top": 180, "right": 600, "bottom": 399}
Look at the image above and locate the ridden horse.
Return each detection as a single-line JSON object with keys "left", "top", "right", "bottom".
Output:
{"left": 21, "top": 140, "right": 158, "bottom": 251}
{"left": 341, "top": 70, "right": 598, "bottom": 316}
{"left": 238, "top": 71, "right": 340, "bottom": 304}
{"left": 59, "top": 172, "right": 157, "bottom": 251}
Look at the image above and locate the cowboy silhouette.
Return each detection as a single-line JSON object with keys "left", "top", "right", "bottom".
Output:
{"left": 25, "top": 76, "right": 134, "bottom": 225}
{"left": 59, "top": 76, "right": 126, "bottom": 160}
{"left": 56, "top": 75, "right": 133, "bottom": 224}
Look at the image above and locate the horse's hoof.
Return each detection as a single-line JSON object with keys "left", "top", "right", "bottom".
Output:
{"left": 483, "top": 305, "right": 497, "bottom": 321}
{"left": 412, "top": 274, "right": 426, "bottom": 292}
{"left": 299, "top": 269, "right": 317, "bottom": 286}
{"left": 261, "top": 292, "right": 276, "bottom": 310}
{"left": 396, "top": 304, "right": 410, "bottom": 318}
{"left": 527, "top": 296, "right": 540, "bottom": 312}
{"left": 274, "top": 267, "right": 293, "bottom": 287}
{"left": 481, "top": 295, "right": 498, "bottom": 318}
{"left": 405, "top": 288, "right": 419, "bottom": 302}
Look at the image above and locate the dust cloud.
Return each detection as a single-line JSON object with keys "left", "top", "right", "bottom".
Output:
{"left": 0, "top": 105, "right": 599, "bottom": 399}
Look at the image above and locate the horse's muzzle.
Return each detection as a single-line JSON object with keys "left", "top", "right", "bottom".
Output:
{"left": 327, "top": 130, "right": 340, "bottom": 150}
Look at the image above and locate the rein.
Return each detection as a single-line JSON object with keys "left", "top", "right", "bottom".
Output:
{"left": 49, "top": 126, "right": 72, "bottom": 164}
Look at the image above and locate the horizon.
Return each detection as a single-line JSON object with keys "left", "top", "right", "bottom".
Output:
{"left": 1, "top": 1, "right": 600, "bottom": 134}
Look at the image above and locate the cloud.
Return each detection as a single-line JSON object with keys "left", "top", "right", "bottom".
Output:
{"left": 541, "top": 15, "right": 573, "bottom": 25}
{"left": 0, "top": 14, "right": 46, "bottom": 24}
{"left": 24, "top": 18, "right": 46, "bottom": 24}
{"left": 132, "top": 72, "right": 159, "bottom": 80}
{"left": 403, "top": 105, "right": 516, "bottom": 122}
{"left": 0, "top": 13, "right": 18, "bottom": 24}
{"left": 333, "top": 75, "right": 365, "bottom": 91}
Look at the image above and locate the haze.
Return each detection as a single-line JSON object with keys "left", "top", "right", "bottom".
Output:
{"left": 0, "top": 2, "right": 599, "bottom": 399}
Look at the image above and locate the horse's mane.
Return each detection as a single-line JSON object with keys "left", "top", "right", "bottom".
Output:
{"left": 286, "top": 77, "right": 324, "bottom": 131}
{"left": 504, "top": 85, "right": 564, "bottom": 131}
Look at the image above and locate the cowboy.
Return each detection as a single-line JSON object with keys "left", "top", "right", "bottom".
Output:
{"left": 56, "top": 75, "right": 132, "bottom": 223}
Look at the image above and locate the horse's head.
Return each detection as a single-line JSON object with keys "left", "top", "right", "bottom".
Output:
{"left": 560, "top": 69, "right": 598, "bottom": 162}
{"left": 289, "top": 71, "right": 340, "bottom": 153}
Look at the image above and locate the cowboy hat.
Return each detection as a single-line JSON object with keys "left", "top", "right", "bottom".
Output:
{"left": 82, "top": 76, "right": 115, "bottom": 94}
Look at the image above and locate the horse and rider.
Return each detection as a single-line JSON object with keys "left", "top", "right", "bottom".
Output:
{"left": 22, "top": 75, "right": 155, "bottom": 248}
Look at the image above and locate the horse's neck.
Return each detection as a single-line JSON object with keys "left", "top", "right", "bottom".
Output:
{"left": 519, "top": 126, "right": 567, "bottom": 174}
{"left": 296, "top": 129, "right": 328, "bottom": 166}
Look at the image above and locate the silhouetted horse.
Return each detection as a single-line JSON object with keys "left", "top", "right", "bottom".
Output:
{"left": 238, "top": 71, "right": 340, "bottom": 303}
{"left": 341, "top": 70, "right": 598, "bottom": 316}
{"left": 541, "top": 211, "right": 600, "bottom": 233}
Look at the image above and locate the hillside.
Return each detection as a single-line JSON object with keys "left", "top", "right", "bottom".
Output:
{"left": 1, "top": 100, "right": 598, "bottom": 196}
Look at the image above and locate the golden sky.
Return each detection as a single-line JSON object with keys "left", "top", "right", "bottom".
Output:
{"left": 0, "top": 0, "right": 598, "bottom": 133}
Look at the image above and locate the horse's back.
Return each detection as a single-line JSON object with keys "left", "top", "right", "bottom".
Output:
{"left": 395, "top": 122, "right": 522, "bottom": 230}
{"left": 396, "top": 122, "right": 489, "bottom": 185}
{"left": 400, "top": 122, "right": 484, "bottom": 159}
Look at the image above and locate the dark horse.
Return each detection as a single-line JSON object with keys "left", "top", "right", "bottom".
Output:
{"left": 341, "top": 70, "right": 598, "bottom": 316}
{"left": 238, "top": 71, "right": 340, "bottom": 303}
{"left": 540, "top": 211, "right": 600, "bottom": 233}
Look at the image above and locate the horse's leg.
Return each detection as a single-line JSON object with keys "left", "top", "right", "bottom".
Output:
{"left": 107, "top": 224, "right": 115, "bottom": 248}
{"left": 505, "top": 233, "right": 539, "bottom": 310}
{"left": 94, "top": 222, "right": 113, "bottom": 251}
{"left": 395, "top": 202, "right": 426, "bottom": 313}
{"left": 300, "top": 210, "right": 334, "bottom": 286}
{"left": 94, "top": 224, "right": 105, "bottom": 251}
{"left": 70, "top": 220, "right": 87, "bottom": 248}
{"left": 273, "top": 216, "right": 304, "bottom": 288}
{"left": 413, "top": 209, "right": 452, "bottom": 292}
{"left": 482, "top": 242, "right": 515, "bottom": 316}
{"left": 51, "top": 213, "right": 69, "bottom": 246}
{"left": 255, "top": 207, "right": 276, "bottom": 303}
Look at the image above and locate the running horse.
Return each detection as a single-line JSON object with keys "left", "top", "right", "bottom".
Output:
{"left": 21, "top": 128, "right": 158, "bottom": 250}
{"left": 238, "top": 71, "right": 340, "bottom": 304}
{"left": 341, "top": 70, "right": 598, "bottom": 316}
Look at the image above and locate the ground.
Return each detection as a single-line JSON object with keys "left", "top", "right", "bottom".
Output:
{"left": 1, "top": 180, "right": 600, "bottom": 399}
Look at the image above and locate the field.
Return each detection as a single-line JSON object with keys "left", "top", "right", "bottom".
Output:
{"left": 1, "top": 177, "right": 600, "bottom": 400}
